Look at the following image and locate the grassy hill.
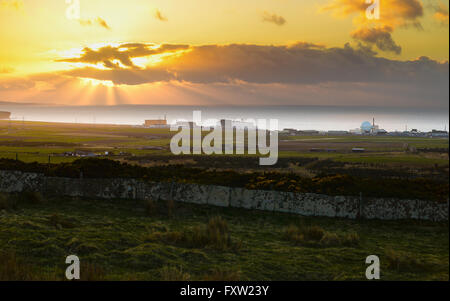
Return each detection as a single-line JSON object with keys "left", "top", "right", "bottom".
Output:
{"left": 0, "top": 193, "right": 448, "bottom": 281}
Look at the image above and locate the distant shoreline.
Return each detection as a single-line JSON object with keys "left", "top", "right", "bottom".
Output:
{"left": 0, "top": 104, "right": 448, "bottom": 132}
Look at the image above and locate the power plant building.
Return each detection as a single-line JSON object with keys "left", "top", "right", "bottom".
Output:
{"left": 0, "top": 111, "right": 11, "bottom": 120}
{"left": 144, "top": 119, "right": 169, "bottom": 128}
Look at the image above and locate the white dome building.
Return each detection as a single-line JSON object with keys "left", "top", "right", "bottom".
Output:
{"left": 361, "top": 121, "right": 373, "bottom": 133}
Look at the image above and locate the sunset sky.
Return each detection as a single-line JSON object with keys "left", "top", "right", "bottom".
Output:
{"left": 0, "top": 0, "right": 448, "bottom": 107}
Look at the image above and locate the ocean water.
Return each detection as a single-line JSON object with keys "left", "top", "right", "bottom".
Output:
{"left": 0, "top": 104, "right": 448, "bottom": 132}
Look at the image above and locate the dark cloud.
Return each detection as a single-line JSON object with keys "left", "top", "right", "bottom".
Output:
{"left": 56, "top": 43, "right": 190, "bottom": 69}
{"left": 262, "top": 11, "right": 286, "bottom": 26}
{"left": 2, "top": 42, "right": 449, "bottom": 108}
{"left": 59, "top": 43, "right": 448, "bottom": 92}
{"left": 351, "top": 26, "right": 402, "bottom": 54}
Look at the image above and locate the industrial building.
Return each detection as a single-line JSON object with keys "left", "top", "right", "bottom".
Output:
{"left": 429, "top": 130, "right": 449, "bottom": 138}
{"left": 275, "top": 117, "right": 447, "bottom": 138}
{"left": 0, "top": 111, "right": 11, "bottom": 120}
{"left": 144, "top": 118, "right": 169, "bottom": 128}
{"left": 359, "top": 118, "right": 388, "bottom": 135}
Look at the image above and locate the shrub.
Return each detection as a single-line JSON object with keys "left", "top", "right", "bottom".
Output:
{"left": 203, "top": 216, "right": 234, "bottom": 250}
{"left": 283, "top": 225, "right": 304, "bottom": 243}
{"left": 283, "top": 224, "right": 359, "bottom": 248}
{"left": 319, "top": 232, "right": 341, "bottom": 247}
{"left": 1, "top": 158, "right": 448, "bottom": 201}
{"left": 302, "top": 226, "right": 326, "bottom": 241}
{"left": 341, "top": 232, "right": 360, "bottom": 247}
{"left": 206, "top": 216, "right": 229, "bottom": 241}
{"left": 146, "top": 217, "right": 240, "bottom": 251}
{"left": 48, "top": 214, "right": 76, "bottom": 229}
{"left": 384, "top": 249, "right": 432, "bottom": 273}
{"left": 160, "top": 266, "right": 191, "bottom": 281}
{"left": 175, "top": 217, "right": 236, "bottom": 250}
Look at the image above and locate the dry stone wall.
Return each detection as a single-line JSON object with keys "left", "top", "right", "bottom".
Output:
{"left": 0, "top": 170, "right": 447, "bottom": 222}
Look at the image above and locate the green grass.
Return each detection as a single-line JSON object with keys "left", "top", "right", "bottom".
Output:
{"left": 1, "top": 121, "right": 448, "bottom": 168}
{"left": 279, "top": 151, "right": 448, "bottom": 166}
{"left": 0, "top": 195, "right": 448, "bottom": 281}
{"left": 285, "top": 135, "right": 449, "bottom": 147}
{"left": 334, "top": 153, "right": 449, "bottom": 166}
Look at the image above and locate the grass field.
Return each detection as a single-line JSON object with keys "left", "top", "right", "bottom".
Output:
{"left": 0, "top": 121, "right": 448, "bottom": 282}
{"left": 0, "top": 195, "right": 448, "bottom": 281}
{"left": 1, "top": 120, "right": 448, "bottom": 168}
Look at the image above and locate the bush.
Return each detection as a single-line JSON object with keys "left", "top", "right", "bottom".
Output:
{"left": 183, "top": 216, "right": 237, "bottom": 250}
{"left": 302, "top": 226, "right": 326, "bottom": 241}
{"left": 283, "top": 224, "right": 359, "bottom": 248}
{"left": 146, "top": 217, "right": 241, "bottom": 251}
{"left": 283, "top": 225, "right": 325, "bottom": 244}
{"left": 283, "top": 225, "right": 305, "bottom": 243}
{"left": 384, "top": 249, "right": 433, "bottom": 273}
{"left": 48, "top": 214, "right": 76, "bottom": 229}
{"left": 341, "top": 232, "right": 360, "bottom": 247}
{"left": 0, "top": 157, "right": 448, "bottom": 201}
{"left": 319, "top": 232, "right": 341, "bottom": 247}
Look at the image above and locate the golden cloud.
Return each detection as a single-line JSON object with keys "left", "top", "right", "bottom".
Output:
{"left": 0, "top": 0, "right": 23, "bottom": 11}
{"left": 434, "top": 1, "right": 449, "bottom": 25}
{"left": 154, "top": 9, "right": 168, "bottom": 21}
{"left": 56, "top": 43, "right": 190, "bottom": 69}
{"left": 58, "top": 42, "right": 448, "bottom": 90}
{"left": 351, "top": 25, "right": 402, "bottom": 54}
{"left": 321, "top": 0, "right": 424, "bottom": 54}
{"left": 0, "top": 66, "right": 14, "bottom": 74}
{"left": 78, "top": 17, "right": 111, "bottom": 30}
{"left": 2, "top": 42, "right": 448, "bottom": 107}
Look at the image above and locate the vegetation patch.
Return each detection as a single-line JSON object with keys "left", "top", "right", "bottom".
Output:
{"left": 384, "top": 249, "right": 440, "bottom": 273}
{"left": 146, "top": 216, "right": 242, "bottom": 251}
{"left": 1, "top": 158, "right": 448, "bottom": 201}
{"left": 0, "top": 194, "right": 447, "bottom": 281}
{"left": 283, "top": 224, "right": 360, "bottom": 248}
